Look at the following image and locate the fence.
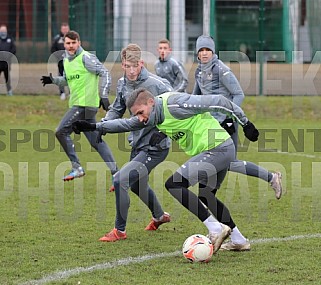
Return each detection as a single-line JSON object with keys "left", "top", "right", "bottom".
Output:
{"left": 0, "top": 0, "right": 319, "bottom": 63}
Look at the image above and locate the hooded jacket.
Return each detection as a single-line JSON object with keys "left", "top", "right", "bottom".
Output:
{"left": 104, "top": 66, "right": 173, "bottom": 150}
{"left": 192, "top": 54, "right": 244, "bottom": 123}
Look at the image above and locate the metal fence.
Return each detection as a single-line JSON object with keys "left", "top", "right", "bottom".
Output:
{"left": 0, "top": 0, "right": 319, "bottom": 63}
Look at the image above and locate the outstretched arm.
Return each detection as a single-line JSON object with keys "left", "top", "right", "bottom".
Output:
{"left": 167, "top": 93, "right": 248, "bottom": 125}
{"left": 165, "top": 93, "right": 258, "bottom": 141}
{"left": 73, "top": 116, "right": 146, "bottom": 135}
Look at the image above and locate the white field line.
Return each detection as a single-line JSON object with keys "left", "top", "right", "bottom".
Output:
{"left": 248, "top": 146, "right": 321, "bottom": 159}
{"left": 274, "top": 149, "right": 321, "bottom": 159}
{"left": 21, "top": 233, "right": 321, "bottom": 285}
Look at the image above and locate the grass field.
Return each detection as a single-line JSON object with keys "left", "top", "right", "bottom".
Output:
{"left": 1, "top": 95, "right": 321, "bottom": 285}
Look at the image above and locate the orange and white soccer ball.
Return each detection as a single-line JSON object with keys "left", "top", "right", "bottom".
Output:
{"left": 182, "top": 234, "right": 214, "bottom": 262}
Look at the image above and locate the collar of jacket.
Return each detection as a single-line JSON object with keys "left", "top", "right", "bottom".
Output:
{"left": 159, "top": 54, "right": 172, "bottom": 62}
{"left": 145, "top": 97, "right": 164, "bottom": 126}
{"left": 197, "top": 53, "right": 218, "bottom": 70}
{"left": 65, "top": 46, "right": 84, "bottom": 61}
{"left": 124, "top": 66, "right": 149, "bottom": 87}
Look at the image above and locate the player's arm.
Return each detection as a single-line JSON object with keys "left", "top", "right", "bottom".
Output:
{"left": 50, "top": 70, "right": 68, "bottom": 87}
{"left": 168, "top": 93, "right": 259, "bottom": 141}
{"left": 220, "top": 67, "right": 244, "bottom": 106}
{"left": 42, "top": 71, "right": 67, "bottom": 87}
{"left": 73, "top": 116, "right": 146, "bottom": 135}
{"left": 173, "top": 62, "right": 188, "bottom": 92}
{"left": 157, "top": 77, "right": 173, "bottom": 94}
{"left": 82, "top": 53, "right": 111, "bottom": 110}
{"left": 192, "top": 80, "right": 201, "bottom": 95}
{"left": 103, "top": 79, "right": 127, "bottom": 120}
{"left": 97, "top": 116, "right": 145, "bottom": 134}
{"left": 168, "top": 93, "right": 248, "bottom": 126}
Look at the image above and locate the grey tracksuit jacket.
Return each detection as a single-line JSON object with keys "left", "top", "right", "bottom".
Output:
{"left": 96, "top": 92, "right": 248, "bottom": 135}
{"left": 103, "top": 66, "right": 173, "bottom": 150}
{"left": 154, "top": 54, "right": 188, "bottom": 92}
{"left": 192, "top": 54, "right": 244, "bottom": 123}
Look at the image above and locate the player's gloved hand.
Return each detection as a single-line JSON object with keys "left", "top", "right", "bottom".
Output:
{"left": 220, "top": 118, "right": 235, "bottom": 135}
{"left": 243, "top": 120, "right": 259, "bottom": 142}
{"left": 149, "top": 131, "right": 167, "bottom": 146}
{"left": 99, "top": 98, "right": 110, "bottom": 111}
{"left": 40, "top": 73, "right": 53, "bottom": 86}
{"left": 72, "top": 120, "right": 96, "bottom": 133}
{"left": 72, "top": 124, "right": 81, "bottom": 134}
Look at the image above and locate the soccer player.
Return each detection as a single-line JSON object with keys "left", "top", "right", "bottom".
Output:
{"left": 193, "top": 35, "right": 283, "bottom": 250}
{"left": 41, "top": 30, "right": 118, "bottom": 183}
{"left": 92, "top": 43, "right": 173, "bottom": 242}
{"left": 154, "top": 38, "right": 188, "bottom": 92}
{"left": 72, "top": 88, "right": 260, "bottom": 253}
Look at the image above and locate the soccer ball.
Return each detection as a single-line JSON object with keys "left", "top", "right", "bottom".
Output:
{"left": 182, "top": 234, "right": 213, "bottom": 263}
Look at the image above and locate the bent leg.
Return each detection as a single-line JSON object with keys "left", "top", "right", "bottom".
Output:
{"left": 84, "top": 131, "right": 118, "bottom": 175}
{"left": 229, "top": 160, "right": 272, "bottom": 182}
{"left": 113, "top": 148, "right": 169, "bottom": 231}
{"left": 129, "top": 149, "right": 169, "bottom": 220}
{"left": 55, "top": 107, "right": 85, "bottom": 168}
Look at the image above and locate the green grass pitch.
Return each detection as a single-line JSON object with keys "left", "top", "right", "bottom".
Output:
{"left": 0, "top": 94, "right": 321, "bottom": 285}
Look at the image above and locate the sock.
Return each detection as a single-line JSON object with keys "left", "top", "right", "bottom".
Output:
{"left": 203, "top": 215, "right": 222, "bottom": 234}
{"left": 230, "top": 226, "right": 247, "bottom": 244}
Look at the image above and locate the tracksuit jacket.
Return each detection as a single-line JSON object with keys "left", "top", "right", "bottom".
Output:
{"left": 103, "top": 66, "right": 172, "bottom": 151}
{"left": 96, "top": 92, "right": 248, "bottom": 140}
{"left": 154, "top": 54, "right": 188, "bottom": 92}
{"left": 192, "top": 54, "right": 244, "bottom": 123}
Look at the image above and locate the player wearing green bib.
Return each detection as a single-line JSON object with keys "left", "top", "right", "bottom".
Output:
{"left": 73, "top": 88, "right": 259, "bottom": 252}
{"left": 41, "top": 30, "right": 117, "bottom": 183}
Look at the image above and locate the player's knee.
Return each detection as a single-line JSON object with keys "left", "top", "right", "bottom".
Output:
{"left": 165, "top": 176, "right": 174, "bottom": 191}
{"left": 165, "top": 174, "right": 190, "bottom": 192}
{"left": 55, "top": 129, "right": 62, "bottom": 139}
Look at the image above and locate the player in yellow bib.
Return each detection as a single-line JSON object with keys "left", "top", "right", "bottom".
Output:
{"left": 41, "top": 30, "right": 117, "bottom": 183}
{"left": 73, "top": 88, "right": 259, "bottom": 252}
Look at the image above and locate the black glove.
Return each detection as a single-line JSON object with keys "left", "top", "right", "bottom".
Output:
{"left": 72, "top": 120, "right": 96, "bottom": 133}
{"left": 40, "top": 73, "right": 53, "bottom": 86}
{"left": 220, "top": 118, "right": 235, "bottom": 135}
{"left": 149, "top": 131, "right": 167, "bottom": 146}
{"left": 243, "top": 121, "right": 259, "bottom": 142}
{"left": 99, "top": 98, "right": 110, "bottom": 111}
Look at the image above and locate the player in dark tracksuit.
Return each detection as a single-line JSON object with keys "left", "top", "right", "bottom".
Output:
{"left": 0, "top": 25, "right": 16, "bottom": 96}
{"left": 51, "top": 23, "right": 70, "bottom": 100}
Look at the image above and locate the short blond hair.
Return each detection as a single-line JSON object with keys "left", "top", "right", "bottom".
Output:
{"left": 158, "top": 38, "right": 171, "bottom": 47}
{"left": 121, "top": 43, "right": 142, "bottom": 62}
